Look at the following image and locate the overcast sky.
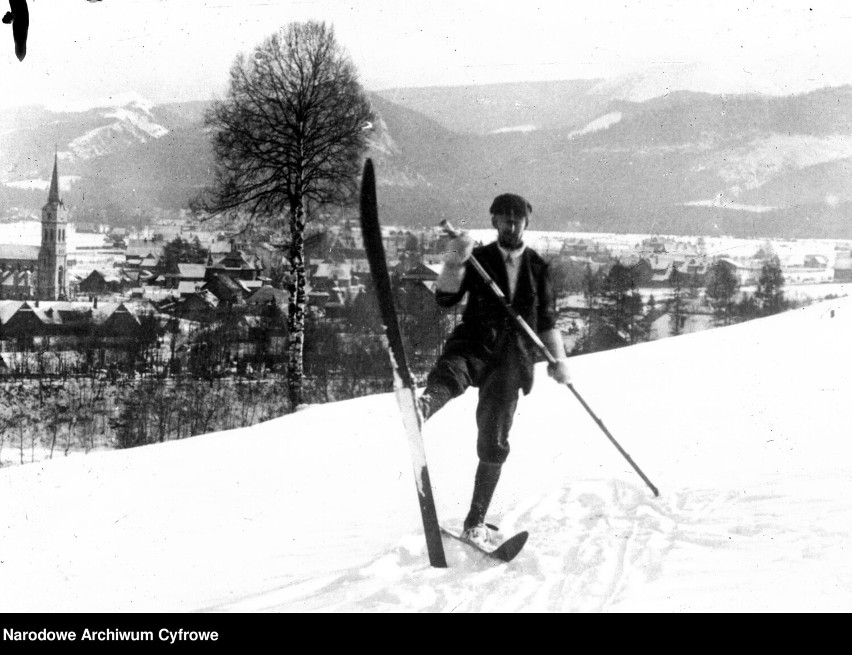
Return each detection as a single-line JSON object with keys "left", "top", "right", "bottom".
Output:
{"left": 1, "top": 0, "right": 851, "bottom": 109}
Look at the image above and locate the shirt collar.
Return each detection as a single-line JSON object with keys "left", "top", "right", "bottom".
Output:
{"left": 497, "top": 243, "right": 526, "bottom": 263}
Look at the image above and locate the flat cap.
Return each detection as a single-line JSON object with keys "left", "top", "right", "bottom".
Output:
{"left": 489, "top": 193, "right": 532, "bottom": 218}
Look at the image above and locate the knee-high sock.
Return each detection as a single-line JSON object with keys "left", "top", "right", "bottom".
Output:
{"left": 463, "top": 461, "right": 502, "bottom": 530}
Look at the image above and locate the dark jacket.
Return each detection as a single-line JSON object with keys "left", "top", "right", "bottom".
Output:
{"left": 435, "top": 241, "right": 557, "bottom": 394}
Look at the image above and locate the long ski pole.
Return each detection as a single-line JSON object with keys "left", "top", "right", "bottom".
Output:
{"left": 440, "top": 220, "right": 660, "bottom": 497}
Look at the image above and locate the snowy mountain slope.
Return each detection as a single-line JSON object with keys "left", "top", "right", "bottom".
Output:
{"left": 66, "top": 102, "right": 169, "bottom": 161}
{"left": 566, "top": 112, "right": 623, "bottom": 140}
{"left": 4, "top": 84, "right": 852, "bottom": 236}
{"left": 696, "top": 133, "right": 852, "bottom": 194}
{"left": 2, "top": 296, "right": 852, "bottom": 612}
{"left": 586, "top": 60, "right": 839, "bottom": 103}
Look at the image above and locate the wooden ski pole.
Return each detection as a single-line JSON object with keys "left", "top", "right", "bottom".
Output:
{"left": 440, "top": 219, "right": 660, "bottom": 497}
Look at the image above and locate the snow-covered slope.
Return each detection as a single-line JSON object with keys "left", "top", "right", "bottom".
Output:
{"left": 587, "top": 60, "right": 838, "bottom": 103}
{"left": 66, "top": 100, "right": 169, "bottom": 161}
{"left": 696, "top": 134, "right": 852, "bottom": 195}
{"left": 566, "top": 112, "right": 623, "bottom": 139}
{"left": 2, "top": 297, "right": 852, "bottom": 612}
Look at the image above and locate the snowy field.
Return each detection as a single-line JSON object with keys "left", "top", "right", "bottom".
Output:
{"left": 0, "top": 220, "right": 108, "bottom": 249}
{"left": 1, "top": 295, "right": 852, "bottom": 613}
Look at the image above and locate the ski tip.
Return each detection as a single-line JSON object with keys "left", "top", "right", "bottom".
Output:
{"left": 360, "top": 158, "right": 377, "bottom": 221}
{"left": 491, "top": 530, "right": 529, "bottom": 563}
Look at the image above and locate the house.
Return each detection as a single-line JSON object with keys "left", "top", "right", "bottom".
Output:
{"left": 140, "top": 254, "right": 161, "bottom": 271}
{"left": 835, "top": 249, "right": 852, "bottom": 281}
{"left": 202, "top": 273, "right": 249, "bottom": 305}
{"left": 306, "top": 227, "right": 367, "bottom": 264}
{"left": 0, "top": 268, "right": 34, "bottom": 300}
{"left": 240, "top": 280, "right": 265, "bottom": 295}
{"left": 78, "top": 270, "right": 123, "bottom": 296}
{"left": 122, "top": 270, "right": 142, "bottom": 286}
{"left": 246, "top": 286, "right": 288, "bottom": 309}
{"left": 397, "top": 280, "right": 439, "bottom": 316}
{"left": 124, "top": 254, "right": 143, "bottom": 270}
{"left": 41, "top": 302, "right": 94, "bottom": 330}
{"left": 179, "top": 263, "right": 208, "bottom": 281}
{"left": 99, "top": 303, "right": 143, "bottom": 336}
{"left": 163, "top": 263, "right": 207, "bottom": 290}
{"left": 400, "top": 262, "right": 441, "bottom": 286}
{"left": 650, "top": 260, "right": 675, "bottom": 285}
{"left": 784, "top": 255, "right": 832, "bottom": 284}
{"left": 207, "top": 243, "right": 262, "bottom": 282}
{"left": 177, "top": 281, "right": 200, "bottom": 297}
{"left": 0, "top": 301, "right": 52, "bottom": 339}
{"left": 716, "top": 258, "right": 762, "bottom": 286}
{"left": 209, "top": 238, "right": 234, "bottom": 257}
{"left": 0, "top": 299, "right": 145, "bottom": 343}
{"left": 310, "top": 261, "right": 353, "bottom": 293}
{"left": 126, "top": 241, "right": 166, "bottom": 265}
{"left": 176, "top": 291, "right": 219, "bottom": 322}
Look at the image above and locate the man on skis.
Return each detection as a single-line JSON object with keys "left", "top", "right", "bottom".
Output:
{"left": 418, "top": 193, "right": 571, "bottom": 547}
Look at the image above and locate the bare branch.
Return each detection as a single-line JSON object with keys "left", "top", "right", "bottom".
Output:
{"left": 192, "top": 20, "right": 374, "bottom": 407}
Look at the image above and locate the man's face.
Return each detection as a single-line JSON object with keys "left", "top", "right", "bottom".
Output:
{"left": 493, "top": 213, "right": 527, "bottom": 250}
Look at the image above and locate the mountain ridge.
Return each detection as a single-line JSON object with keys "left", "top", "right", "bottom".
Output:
{"left": 1, "top": 81, "right": 851, "bottom": 238}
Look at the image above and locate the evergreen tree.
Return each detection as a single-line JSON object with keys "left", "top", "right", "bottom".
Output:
{"left": 581, "top": 263, "right": 602, "bottom": 342}
{"left": 602, "top": 261, "right": 632, "bottom": 338}
{"left": 547, "top": 257, "right": 585, "bottom": 296}
{"left": 404, "top": 232, "right": 420, "bottom": 254}
{"left": 687, "top": 269, "right": 702, "bottom": 298}
{"left": 600, "top": 261, "right": 646, "bottom": 347}
{"left": 626, "top": 289, "right": 647, "bottom": 344}
{"left": 756, "top": 255, "right": 786, "bottom": 316}
{"left": 161, "top": 236, "right": 207, "bottom": 272}
{"left": 705, "top": 261, "right": 739, "bottom": 326}
{"left": 669, "top": 262, "right": 686, "bottom": 336}
{"left": 628, "top": 258, "right": 653, "bottom": 286}
{"left": 734, "top": 292, "right": 760, "bottom": 321}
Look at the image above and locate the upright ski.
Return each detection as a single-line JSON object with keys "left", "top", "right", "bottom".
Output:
{"left": 359, "top": 159, "right": 448, "bottom": 568}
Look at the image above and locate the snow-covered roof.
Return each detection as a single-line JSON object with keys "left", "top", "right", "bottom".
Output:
{"left": 0, "top": 301, "right": 21, "bottom": 323}
{"left": 177, "top": 281, "right": 200, "bottom": 295}
{"left": 0, "top": 244, "right": 40, "bottom": 261}
{"left": 176, "top": 263, "right": 207, "bottom": 279}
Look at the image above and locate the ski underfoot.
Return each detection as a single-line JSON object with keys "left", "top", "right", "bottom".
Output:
{"left": 439, "top": 525, "right": 529, "bottom": 563}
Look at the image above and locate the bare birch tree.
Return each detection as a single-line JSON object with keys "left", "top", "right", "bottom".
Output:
{"left": 195, "top": 21, "right": 374, "bottom": 407}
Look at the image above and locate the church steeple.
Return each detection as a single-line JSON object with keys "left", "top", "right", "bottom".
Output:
{"left": 45, "top": 151, "right": 61, "bottom": 207}
{"left": 38, "top": 152, "right": 67, "bottom": 301}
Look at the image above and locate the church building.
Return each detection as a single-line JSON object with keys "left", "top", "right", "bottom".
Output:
{"left": 0, "top": 155, "right": 68, "bottom": 301}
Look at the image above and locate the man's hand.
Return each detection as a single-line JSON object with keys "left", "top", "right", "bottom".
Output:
{"left": 547, "top": 358, "right": 571, "bottom": 385}
{"left": 444, "top": 232, "right": 474, "bottom": 266}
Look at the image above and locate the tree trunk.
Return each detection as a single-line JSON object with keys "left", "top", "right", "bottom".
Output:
{"left": 287, "top": 201, "right": 307, "bottom": 409}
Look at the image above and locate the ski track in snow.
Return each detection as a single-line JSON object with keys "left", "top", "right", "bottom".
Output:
{"left": 196, "top": 298, "right": 852, "bottom": 612}
{"left": 214, "top": 478, "right": 852, "bottom": 613}
{"left": 3, "top": 297, "right": 852, "bottom": 612}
